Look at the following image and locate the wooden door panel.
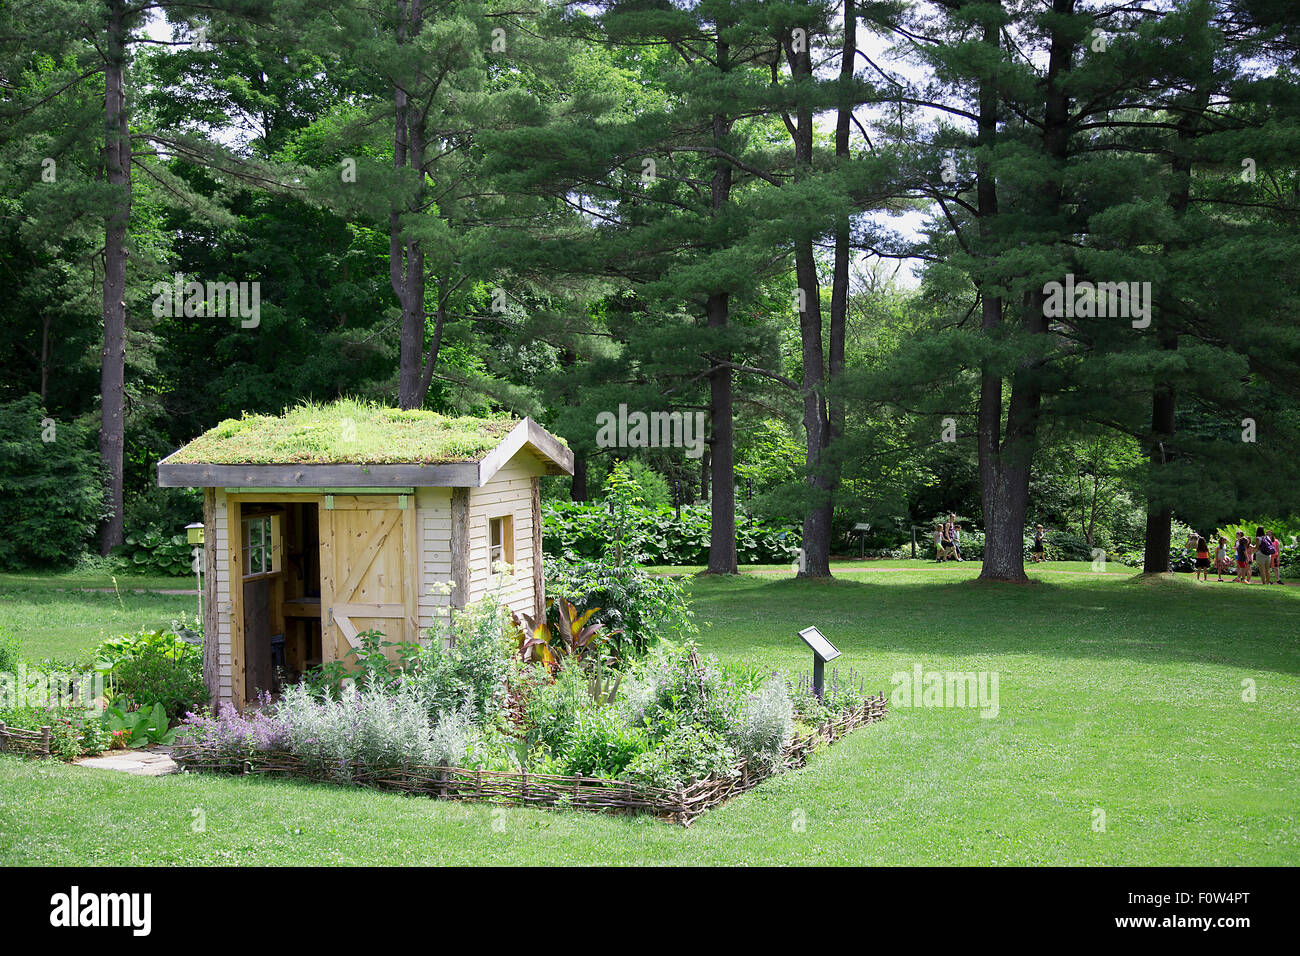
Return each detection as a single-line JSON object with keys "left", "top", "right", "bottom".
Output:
{"left": 321, "top": 507, "right": 414, "bottom": 664}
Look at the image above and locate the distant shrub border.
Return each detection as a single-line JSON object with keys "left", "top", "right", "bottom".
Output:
{"left": 543, "top": 501, "right": 801, "bottom": 566}
{"left": 173, "top": 696, "right": 887, "bottom": 826}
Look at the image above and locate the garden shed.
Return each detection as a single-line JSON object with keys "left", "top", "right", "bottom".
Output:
{"left": 156, "top": 403, "right": 573, "bottom": 710}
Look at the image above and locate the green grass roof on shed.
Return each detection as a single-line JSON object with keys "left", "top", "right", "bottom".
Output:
{"left": 165, "top": 400, "right": 521, "bottom": 465}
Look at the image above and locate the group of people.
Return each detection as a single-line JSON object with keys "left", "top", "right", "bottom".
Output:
{"left": 930, "top": 518, "right": 1287, "bottom": 585}
{"left": 933, "top": 515, "right": 964, "bottom": 561}
{"left": 1193, "top": 528, "right": 1287, "bottom": 585}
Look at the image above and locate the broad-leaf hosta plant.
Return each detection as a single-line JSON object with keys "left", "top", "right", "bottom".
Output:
{"left": 105, "top": 701, "right": 177, "bottom": 748}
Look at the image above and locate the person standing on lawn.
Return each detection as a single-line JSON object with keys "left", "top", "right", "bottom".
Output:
{"left": 1031, "top": 525, "right": 1046, "bottom": 563}
{"left": 1268, "top": 531, "right": 1283, "bottom": 584}
{"left": 1235, "top": 531, "right": 1253, "bottom": 583}
{"left": 1195, "top": 536, "right": 1211, "bottom": 581}
{"left": 1214, "top": 535, "right": 1230, "bottom": 582}
{"left": 950, "top": 517, "right": 963, "bottom": 561}
{"left": 1255, "top": 527, "right": 1275, "bottom": 585}
{"left": 934, "top": 522, "right": 947, "bottom": 562}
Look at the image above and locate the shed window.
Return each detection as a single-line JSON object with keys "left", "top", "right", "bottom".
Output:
{"left": 242, "top": 515, "right": 278, "bottom": 578}
{"left": 489, "top": 515, "right": 514, "bottom": 570}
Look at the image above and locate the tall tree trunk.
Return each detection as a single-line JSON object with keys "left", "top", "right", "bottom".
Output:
{"left": 393, "top": 0, "right": 427, "bottom": 410}
{"left": 977, "top": 0, "right": 1073, "bottom": 583}
{"left": 98, "top": 0, "right": 130, "bottom": 555}
{"left": 1142, "top": 347, "right": 1177, "bottom": 573}
{"left": 39, "top": 313, "right": 51, "bottom": 404}
{"left": 707, "top": 291, "right": 736, "bottom": 573}
{"left": 705, "top": 36, "right": 737, "bottom": 575}
{"left": 786, "top": 25, "right": 832, "bottom": 578}
{"left": 571, "top": 453, "right": 588, "bottom": 502}
{"left": 804, "top": 0, "right": 858, "bottom": 577}
{"left": 974, "top": 11, "right": 1007, "bottom": 578}
{"left": 1142, "top": 85, "right": 1205, "bottom": 573}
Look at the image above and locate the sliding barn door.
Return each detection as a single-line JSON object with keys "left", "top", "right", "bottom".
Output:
{"left": 319, "top": 497, "right": 419, "bottom": 665}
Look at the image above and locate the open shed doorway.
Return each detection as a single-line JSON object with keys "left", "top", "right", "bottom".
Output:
{"left": 239, "top": 500, "right": 322, "bottom": 702}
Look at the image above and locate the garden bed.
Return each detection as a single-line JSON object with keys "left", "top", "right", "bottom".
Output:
{"left": 173, "top": 695, "right": 887, "bottom": 825}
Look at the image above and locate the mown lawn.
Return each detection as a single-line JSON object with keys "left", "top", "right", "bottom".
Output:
{"left": 2, "top": 564, "right": 1297, "bottom": 865}
{"left": 0, "top": 572, "right": 195, "bottom": 663}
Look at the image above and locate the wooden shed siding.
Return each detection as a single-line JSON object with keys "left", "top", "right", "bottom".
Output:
{"left": 417, "top": 486, "right": 453, "bottom": 637}
{"left": 213, "top": 488, "right": 234, "bottom": 705}
{"left": 467, "top": 457, "right": 541, "bottom": 617}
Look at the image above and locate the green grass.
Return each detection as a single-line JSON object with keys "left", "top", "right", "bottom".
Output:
{"left": 2, "top": 564, "right": 1298, "bottom": 865}
{"left": 165, "top": 398, "right": 521, "bottom": 465}
{"left": 0, "top": 571, "right": 195, "bottom": 663}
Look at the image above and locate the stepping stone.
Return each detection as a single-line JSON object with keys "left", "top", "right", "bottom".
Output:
{"left": 76, "top": 747, "right": 177, "bottom": 776}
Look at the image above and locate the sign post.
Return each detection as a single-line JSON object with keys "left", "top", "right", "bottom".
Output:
{"left": 853, "top": 522, "right": 871, "bottom": 559}
{"left": 797, "top": 626, "right": 841, "bottom": 700}
{"left": 185, "top": 522, "right": 204, "bottom": 636}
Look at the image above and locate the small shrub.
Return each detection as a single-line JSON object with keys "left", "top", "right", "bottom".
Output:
{"left": 546, "top": 557, "right": 695, "bottom": 659}
{"left": 518, "top": 662, "right": 590, "bottom": 755}
{"left": 175, "top": 702, "right": 290, "bottom": 760}
{"left": 408, "top": 598, "right": 514, "bottom": 724}
{"left": 49, "top": 713, "right": 112, "bottom": 760}
{"left": 626, "top": 643, "right": 739, "bottom": 737}
{"left": 621, "top": 720, "right": 736, "bottom": 790}
{"left": 729, "top": 676, "right": 794, "bottom": 766}
{"left": 429, "top": 706, "right": 477, "bottom": 767}
{"left": 275, "top": 682, "right": 434, "bottom": 776}
{"left": 560, "top": 707, "right": 651, "bottom": 779}
{"left": 109, "top": 643, "right": 207, "bottom": 721}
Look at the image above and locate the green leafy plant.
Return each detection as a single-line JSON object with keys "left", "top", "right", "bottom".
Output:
{"left": 559, "top": 706, "right": 651, "bottom": 779}
{"left": 407, "top": 598, "right": 514, "bottom": 724}
{"left": 113, "top": 524, "right": 193, "bottom": 577}
{"left": 542, "top": 501, "right": 800, "bottom": 566}
{"left": 99, "top": 637, "right": 207, "bottom": 721}
{"left": 104, "top": 701, "right": 177, "bottom": 748}
{"left": 621, "top": 718, "right": 737, "bottom": 790}
{"left": 546, "top": 558, "right": 694, "bottom": 660}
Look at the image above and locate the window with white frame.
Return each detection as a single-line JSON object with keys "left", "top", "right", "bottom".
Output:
{"left": 488, "top": 515, "right": 514, "bottom": 570}
{"left": 242, "top": 514, "right": 278, "bottom": 578}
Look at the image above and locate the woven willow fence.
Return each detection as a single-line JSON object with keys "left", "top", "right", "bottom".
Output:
{"left": 174, "top": 695, "right": 887, "bottom": 825}
{"left": 0, "top": 721, "right": 51, "bottom": 757}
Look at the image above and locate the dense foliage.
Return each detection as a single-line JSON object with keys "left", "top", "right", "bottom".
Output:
{"left": 543, "top": 502, "right": 801, "bottom": 566}
{"left": 0, "top": 397, "right": 103, "bottom": 570}
{"left": 2, "top": 1, "right": 1297, "bottom": 587}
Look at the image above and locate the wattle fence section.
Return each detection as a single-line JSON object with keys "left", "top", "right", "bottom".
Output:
{"left": 0, "top": 721, "right": 51, "bottom": 757}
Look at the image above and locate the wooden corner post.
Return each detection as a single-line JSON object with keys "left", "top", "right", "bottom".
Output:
{"left": 450, "top": 487, "right": 470, "bottom": 611}
{"left": 202, "top": 487, "right": 220, "bottom": 711}
{"left": 531, "top": 476, "right": 544, "bottom": 620}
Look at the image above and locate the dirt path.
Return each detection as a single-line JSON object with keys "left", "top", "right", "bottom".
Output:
{"left": 59, "top": 587, "right": 197, "bottom": 595}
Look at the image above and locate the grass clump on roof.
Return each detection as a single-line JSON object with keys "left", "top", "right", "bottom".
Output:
{"left": 166, "top": 400, "right": 519, "bottom": 465}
